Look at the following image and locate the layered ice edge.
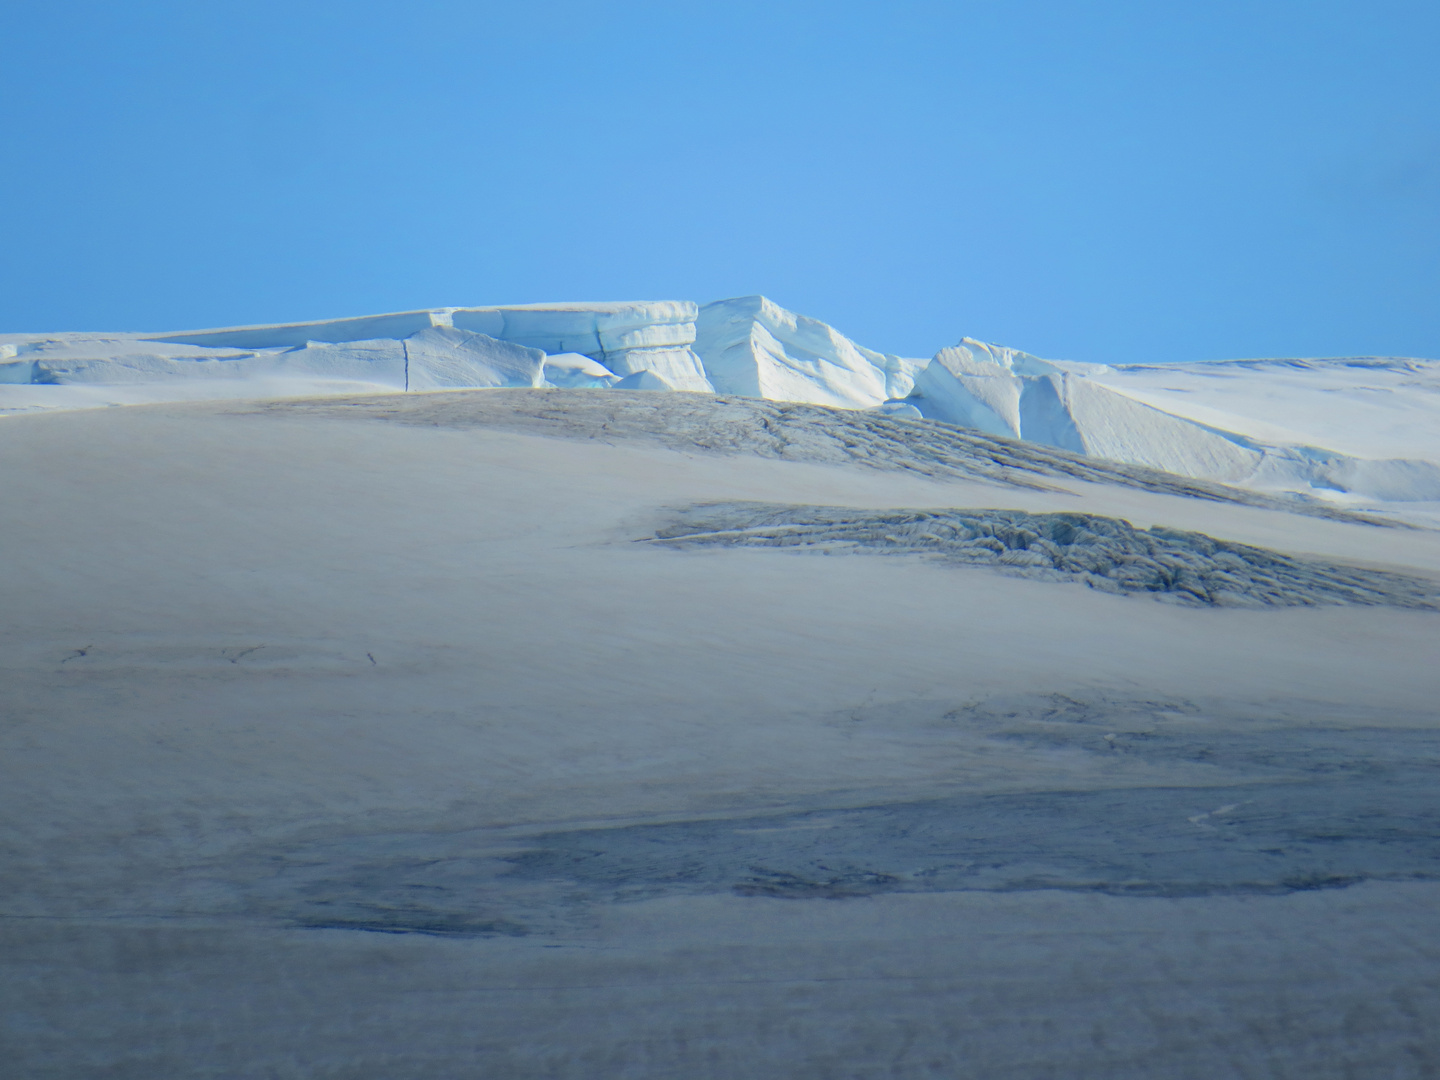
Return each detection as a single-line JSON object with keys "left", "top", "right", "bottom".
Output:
{"left": 3, "top": 296, "right": 1439, "bottom": 511}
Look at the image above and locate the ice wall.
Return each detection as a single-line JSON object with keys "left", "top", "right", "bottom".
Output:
{"left": 7, "top": 299, "right": 1438, "bottom": 508}
{"left": 452, "top": 302, "right": 712, "bottom": 392}
{"left": 146, "top": 302, "right": 712, "bottom": 392}
{"left": 2, "top": 328, "right": 544, "bottom": 392}
{"left": 909, "top": 338, "right": 1262, "bottom": 482}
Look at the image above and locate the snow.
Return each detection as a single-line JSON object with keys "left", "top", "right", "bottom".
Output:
{"left": 3, "top": 390, "right": 1439, "bottom": 1075}
{"left": 1075, "top": 356, "right": 1440, "bottom": 505}
{"left": 400, "top": 326, "right": 545, "bottom": 390}
{"left": 0, "top": 323, "right": 545, "bottom": 401}
{"left": 651, "top": 502, "right": 1439, "bottom": 609}
{"left": 5, "top": 297, "right": 1440, "bottom": 1072}
{"left": 694, "top": 294, "right": 928, "bottom": 407}
{"left": 152, "top": 308, "right": 444, "bottom": 348}
{"left": 1081, "top": 356, "right": 1440, "bottom": 462}
{"left": 540, "top": 351, "right": 619, "bottom": 389}
{"left": 908, "top": 339, "right": 1266, "bottom": 482}
{"left": 4, "top": 299, "right": 1440, "bottom": 520}
{"left": 613, "top": 368, "right": 676, "bottom": 390}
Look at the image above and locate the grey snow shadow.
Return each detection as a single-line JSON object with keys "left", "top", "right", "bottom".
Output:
{"left": 643, "top": 502, "right": 1440, "bottom": 608}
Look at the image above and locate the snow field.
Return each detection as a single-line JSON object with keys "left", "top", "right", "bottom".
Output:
{"left": 3, "top": 393, "right": 1439, "bottom": 1076}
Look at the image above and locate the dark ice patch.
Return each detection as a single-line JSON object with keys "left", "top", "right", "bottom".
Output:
{"left": 644, "top": 502, "right": 1440, "bottom": 608}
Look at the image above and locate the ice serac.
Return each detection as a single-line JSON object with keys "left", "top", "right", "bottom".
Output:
{"left": 451, "top": 302, "right": 711, "bottom": 392}
{"left": 694, "top": 296, "right": 928, "bottom": 408}
{"left": 910, "top": 338, "right": 1262, "bottom": 482}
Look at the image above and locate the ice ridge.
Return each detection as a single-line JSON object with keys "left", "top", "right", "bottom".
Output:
{"left": 4, "top": 298, "right": 1438, "bottom": 512}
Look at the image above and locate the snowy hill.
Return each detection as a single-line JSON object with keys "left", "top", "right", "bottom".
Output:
{"left": 3, "top": 297, "right": 1438, "bottom": 517}
{"left": 5, "top": 387, "right": 1440, "bottom": 1075}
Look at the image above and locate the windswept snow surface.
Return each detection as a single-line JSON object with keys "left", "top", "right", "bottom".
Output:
{"left": 4, "top": 390, "right": 1440, "bottom": 1077}
{"left": 4, "top": 297, "right": 1440, "bottom": 521}
{"left": 1076, "top": 356, "right": 1440, "bottom": 506}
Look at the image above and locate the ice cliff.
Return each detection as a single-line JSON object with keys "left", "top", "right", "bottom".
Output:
{"left": 4, "top": 297, "right": 1438, "bottom": 510}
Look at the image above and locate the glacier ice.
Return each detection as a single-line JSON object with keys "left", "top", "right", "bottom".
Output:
{"left": 153, "top": 310, "right": 444, "bottom": 349}
{"left": 541, "top": 352, "right": 619, "bottom": 389}
{"left": 907, "top": 339, "right": 1264, "bottom": 482}
{"left": 4, "top": 297, "right": 1438, "bottom": 514}
{"left": 399, "top": 327, "right": 545, "bottom": 391}
{"left": 451, "top": 301, "right": 712, "bottom": 392}
{"left": 0, "top": 326, "right": 544, "bottom": 393}
{"left": 693, "top": 295, "right": 927, "bottom": 408}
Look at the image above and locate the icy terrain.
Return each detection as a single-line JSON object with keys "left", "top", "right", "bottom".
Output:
{"left": 647, "top": 503, "right": 1440, "bottom": 609}
{"left": 5, "top": 297, "right": 1438, "bottom": 519}
{"left": 4, "top": 388, "right": 1440, "bottom": 1077}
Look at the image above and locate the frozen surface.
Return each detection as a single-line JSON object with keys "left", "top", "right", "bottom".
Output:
{"left": 3, "top": 390, "right": 1439, "bottom": 1077}
{"left": 648, "top": 502, "right": 1440, "bottom": 608}
{"left": 694, "top": 294, "right": 904, "bottom": 407}
{"left": 539, "top": 351, "right": 619, "bottom": 388}
{"left": 311, "top": 387, "right": 1390, "bottom": 525}
{"left": 5, "top": 300, "right": 1440, "bottom": 520}
{"left": 1083, "top": 356, "right": 1440, "bottom": 463}
{"left": 452, "top": 301, "right": 712, "bottom": 391}
{"left": 0, "top": 323, "right": 545, "bottom": 399}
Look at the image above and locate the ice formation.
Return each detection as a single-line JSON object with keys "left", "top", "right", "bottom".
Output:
{"left": 4, "top": 296, "right": 1438, "bottom": 513}
{"left": 693, "top": 295, "right": 917, "bottom": 407}
{"left": 647, "top": 502, "right": 1440, "bottom": 609}
{"left": 450, "top": 302, "right": 713, "bottom": 392}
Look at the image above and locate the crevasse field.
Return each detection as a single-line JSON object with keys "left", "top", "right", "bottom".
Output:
{"left": 3, "top": 300, "right": 1439, "bottom": 1079}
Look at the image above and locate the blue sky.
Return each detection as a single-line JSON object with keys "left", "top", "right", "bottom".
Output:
{"left": 2, "top": 0, "right": 1438, "bottom": 363}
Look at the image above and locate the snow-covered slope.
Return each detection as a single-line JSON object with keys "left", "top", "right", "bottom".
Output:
{"left": 4, "top": 298, "right": 1438, "bottom": 516}
{"left": 1072, "top": 357, "right": 1440, "bottom": 503}
{"left": 4, "top": 390, "right": 1439, "bottom": 1076}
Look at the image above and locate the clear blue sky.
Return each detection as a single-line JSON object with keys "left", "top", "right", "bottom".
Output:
{"left": 2, "top": 0, "right": 1437, "bottom": 364}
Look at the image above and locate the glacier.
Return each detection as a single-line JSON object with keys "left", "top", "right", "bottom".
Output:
{"left": 3, "top": 296, "right": 1438, "bottom": 516}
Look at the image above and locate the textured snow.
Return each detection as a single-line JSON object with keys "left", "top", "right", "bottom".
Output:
{"left": 326, "top": 388, "right": 1389, "bottom": 525}
{"left": 649, "top": 502, "right": 1440, "bottom": 609}
{"left": 1075, "top": 357, "right": 1440, "bottom": 505}
{"left": 4, "top": 298, "right": 1439, "bottom": 517}
{"left": 5, "top": 391, "right": 1440, "bottom": 1076}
